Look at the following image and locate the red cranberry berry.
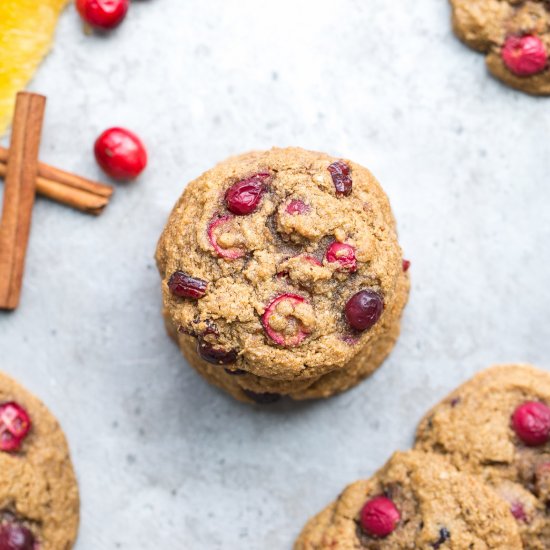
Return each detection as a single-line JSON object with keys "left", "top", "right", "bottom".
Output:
{"left": 345, "top": 290, "right": 384, "bottom": 332}
{"left": 325, "top": 242, "right": 357, "bottom": 272}
{"left": 502, "top": 35, "right": 548, "bottom": 76}
{"left": 225, "top": 173, "right": 270, "bottom": 215}
{"left": 0, "top": 403, "right": 31, "bottom": 452}
{"left": 94, "top": 127, "right": 147, "bottom": 181}
{"left": 261, "top": 294, "right": 312, "bottom": 347}
{"left": 402, "top": 259, "right": 411, "bottom": 272}
{"left": 76, "top": 0, "right": 129, "bottom": 30}
{"left": 208, "top": 215, "right": 246, "bottom": 260}
{"left": 197, "top": 337, "right": 238, "bottom": 365}
{"left": 168, "top": 271, "right": 208, "bottom": 299}
{"left": 285, "top": 199, "right": 310, "bottom": 215}
{"left": 327, "top": 160, "right": 352, "bottom": 196}
{"left": 0, "top": 522, "right": 35, "bottom": 550}
{"left": 360, "top": 496, "right": 400, "bottom": 538}
{"left": 510, "top": 501, "right": 528, "bottom": 522}
{"left": 512, "top": 401, "right": 550, "bottom": 446}
{"left": 242, "top": 390, "right": 281, "bottom": 404}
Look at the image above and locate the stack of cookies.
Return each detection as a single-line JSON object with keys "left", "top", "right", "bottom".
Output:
{"left": 296, "top": 364, "right": 550, "bottom": 549}
{"left": 156, "top": 147, "right": 410, "bottom": 404}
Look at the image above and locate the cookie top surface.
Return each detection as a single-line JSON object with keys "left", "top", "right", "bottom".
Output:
{"left": 295, "top": 450, "right": 521, "bottom": 549}
{"left": 156, "top": 147, "right": 404, "bottom": 380}
{"left": 0, "top": 371, "right": 79, "bottom": 550}
{"left": 415, "top": 364, "right": 550, "bottom": 548}
{"left": 450, "top": 0, "right": 550, "bottom": 94}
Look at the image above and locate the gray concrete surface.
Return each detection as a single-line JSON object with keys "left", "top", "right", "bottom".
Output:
{"left": 1, "top": 0, "right": 550, "bottom": 547}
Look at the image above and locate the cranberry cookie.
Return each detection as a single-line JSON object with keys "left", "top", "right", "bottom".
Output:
{"left": 156, "top": 147, "right": 409, "bottom": 403}
{"left": 0, "top": 371, "right": 79, "bottom": 549}
{"left": 450, "top": 0, "right": 550, "bottom": 94}
{"left": 294, "top": 450, "right": 522, "bottom": 549}
{"left": 415, "top": 364, "right": 550, "bottom": 549}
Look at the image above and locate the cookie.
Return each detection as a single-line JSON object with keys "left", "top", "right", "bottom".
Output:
{"left": 450, "top": 0, "right": 550, "bottom": 95}
{"left": 294, "top": 450, "right": 522, "bottom": 549}
{"left": 156, "top": 147, "right": 409, "bottom": 403}
{"left": 0, "top": 371, "right": 79, "bottom": 549}
{"left": 415, "top": 364, "right": 550, "bottom": 549}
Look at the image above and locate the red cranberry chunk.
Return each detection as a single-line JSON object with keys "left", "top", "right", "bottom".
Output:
{"left": 360, "top": 496, "right": 400, "bottom": 538}
{"left": 325, "top": 242, "right": 357, "bottom": 272}
{"left": 285, "top": 199, "right": 310, "bottom": 215}
{"left": 512, "top": 401, "right": 550, "bottom": 446}
{"left": 0, "top": 403, "right": 31, "bottom": 452}
{"left": 225, "top": 173, "right": 270, "bottom": 215}
{"left": 168, "top": 271, "right": 207, "bottom": 299}
{"left": 402, "top": 259, "right": 411, "bottom": 272}
{"left": 242, "top": 390, "right": 281, "bottom": 404}
{"left": 262, "top": 294, "right": 313, "bottom": 347}
{"left": 510, "top": 501, "right": 528, "bottom": 523}
{"left": 345, "top": 290, "right": 384, "bottom": 332}
{"left": 0, "top": 521, "right": 35, "bottom": 550}
{"left": 208, "top": 215, "right": 246, "bottom": 259}
{"left": 502, "top": 35, "right": 548, "bottom": 76}
{"left": 327, "top": 160, "right": 352, "bottom": 196}
{"left": 197, "top": 337, "right": 238, "bottom": 365}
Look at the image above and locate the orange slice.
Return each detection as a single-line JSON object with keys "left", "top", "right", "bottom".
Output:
{"left": 0, "top": 0, "right": 69, "bottom": 135}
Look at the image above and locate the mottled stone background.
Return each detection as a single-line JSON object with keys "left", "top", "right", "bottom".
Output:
{"left": 1, "top": 0, "right": 550, "bottom": 547}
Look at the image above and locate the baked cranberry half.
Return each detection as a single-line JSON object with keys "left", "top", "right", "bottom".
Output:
{"left": 168, "top": 271, "right": 207, "bottom": 299}
{"left": 208, "top": 215, "right": 246, "bottom": 259}
{"left": 512, "top": 401, "right": 550, "bottom": 446}
{"left": 502, "top": 35, "right": 548, "bottom": 76}
{"left": 402, "top": 259, "right": 411, "bottom": 272}
{"left": 0, "top": 521, "right": 35, "bottom": 550}
{"left": 0, "top": 402, "right": 31, "bottom": 452}
{"left": 325, "top": 242, "right": 357, "bottom": 272}
{"left": 225, "top": 173, "right": 270, "bottom": 215}
{"left": 197, "top": 337, "right": 238, "bottom": 365}
{"left": 262, "top": 294, "right": 312, "bottom": 347}
{"left": 327, "top": 160, "right": 352, "bottom": 196}
{"left": 345, "top": 290, "right": 384, "bottom": 332}
{"left": 360, "top": 496, "right": 400, "bottom": 538}
{"left": 285, "top": 199, "right": 310, "bottom": 215}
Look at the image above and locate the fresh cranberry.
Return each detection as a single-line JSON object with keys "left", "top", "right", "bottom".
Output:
{"left": 207, "top": 215, "right": 246, "bottom": 260}
{"left": 0, "top": 522, "right": 35, "bottom": 550}
{"left": 225, "top": 173, "right": 270, "bottom": 215}
{"left": 0, "top": 403, "right": 31, "bottom": 452}
{"left": 510, "top": 501, "right": 528, "bottom": 522}
{"left": 325, "top": 242, "right": 357, "bottom": 272}
{"left": 197, "top": 337, "right": 238, "bottom": 365}
{"left": 242, "top": 390, "right": 281, "bottom": 404}
{"left": 502, "top": 35, "right": 548, "bottom": 76}
{"left": 360, "top": 496, "right": 400, "bottom": 538}
{"left": 512, "top": 401, "right": 550, "bottom": 446}
{"left": 285, "top": 199, "right": 310, "bottom": 215}
{"left": 402, "top": 259, "right": 411, "bottom": 272}
{"left": 94, "top": 127, "right": 147, "bottom": 181}
{"left": 76, "top": 0, "right": 129, "bottom": 30}
{"left": 261, "top": 294, "right": 312, "bottom": 347}
{"left": 345, "top": 290, "right": 384, "bottom": 332}
{"left": 168, "top": 271, "right": 208, "bottom": 299}
{"left": 327, "top": 160, "right": 352, "bottom": 196}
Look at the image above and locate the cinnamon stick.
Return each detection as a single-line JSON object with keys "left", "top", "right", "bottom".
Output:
{"left": 0, "top": 146, "right": 113, "bottom": 215}
{"left": 0, "top": 92, "right": 46, "bottom": 310}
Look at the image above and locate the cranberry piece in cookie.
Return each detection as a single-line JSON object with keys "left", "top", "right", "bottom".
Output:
{"left": 197, "top": 337, "right": 238, "bottom": 365}
{"left": 345, "top": 290, "right": 384, "bottom": 332}
{"left": 512, "top": 401, "right": 550, "bottom": 446}
{"left": 208, "top": 215, "right": 246, "bottom": 260}
{"left": 285, "top": 199, "right": 310, "bottom": 215}
{"left": 328, "top": 160, "right": 352, "bottom": 196}
{"left": 168, "top": 271, "right": 208, "bottom": 299}
{"left": 0, "top": 521, "right": 35, "bottom": 550}
{"left": 402, "top": 259, "right": 411, "bottom": 272}
{"left": 0, "top": 403, "right": 31, "bottom": 452}
{"left": 360, "top": 496, "right": 400, "bottom": 538}
{"left": 325, "top": 242, "right": 357, "bottom": 272}
{"left": 225, "top": 172, "right": 270, "bottom": 215}
{"left": 502, "top": 35, "right": 548, "bottom": 77}
{"left": 242, "top": 390, "right": 281, "bottom": 404}
{"left": 262, "top": 294, "right": 314, "bottom": 347}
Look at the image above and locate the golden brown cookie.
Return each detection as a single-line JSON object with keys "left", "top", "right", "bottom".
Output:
{"left": 156, "top": 147, "right": 409, "bottom": 403}
{"left": 415, "top": 364, "right": 550, "bottom": 549}
{"left": 450, "top": 0, "right": 550, "bottom": 94}
{"left": 294, "top": 450, "right": 522, "bottom": 549}
{"left": 0, "top": 371, "right": 79, "bottom": 549}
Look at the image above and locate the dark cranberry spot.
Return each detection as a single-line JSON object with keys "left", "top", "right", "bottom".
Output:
{"left": 402, "top": 259, "right": 411, "bottom": 272}
{"left": 0, "top": 403, "right": 31, "bottom": 453}
{"left": 325, "top": 242, "right": 357, "bottom": 272}
{"left": 450, "top": 397, "right": 461, "bottom": 407}
{"left": 285, "top": 199, "right": 310, "bottom": 215}
{"left": 512, "top": 401, "right": 550, "bottom": 446}
{"left": 224, "top": 368, "right": 247, "bottom": 376}
{"left": 510, "top": 501, "right": 528, "bottom": 523}
{"left": 225, "top": 173, "right": 270, "bottom": 215}
{"left": 197, "top": 337, "right": 238, "bottom": 365}
{"left": 327, "top": 160, "right": 352, "bottom": 196}
{"left": 168, "top": 271, "right": 208, "bottom": 299}
{"left": 0, "top": 521, "right": 35, "bottom": 550}
{"left": 432, "top": 527, "right": 451, "bottom": 549}
{"left": 502, "top": 35, "right": 547, "bottom": 76}
{"left": 242, "top": 390, "right": 281, "bottom": 404}
{"left": 360, "top": 496, "right": 400, "bottom": 538}
{"left": 345, "top": 290, "right": 384, "bottom": 332}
